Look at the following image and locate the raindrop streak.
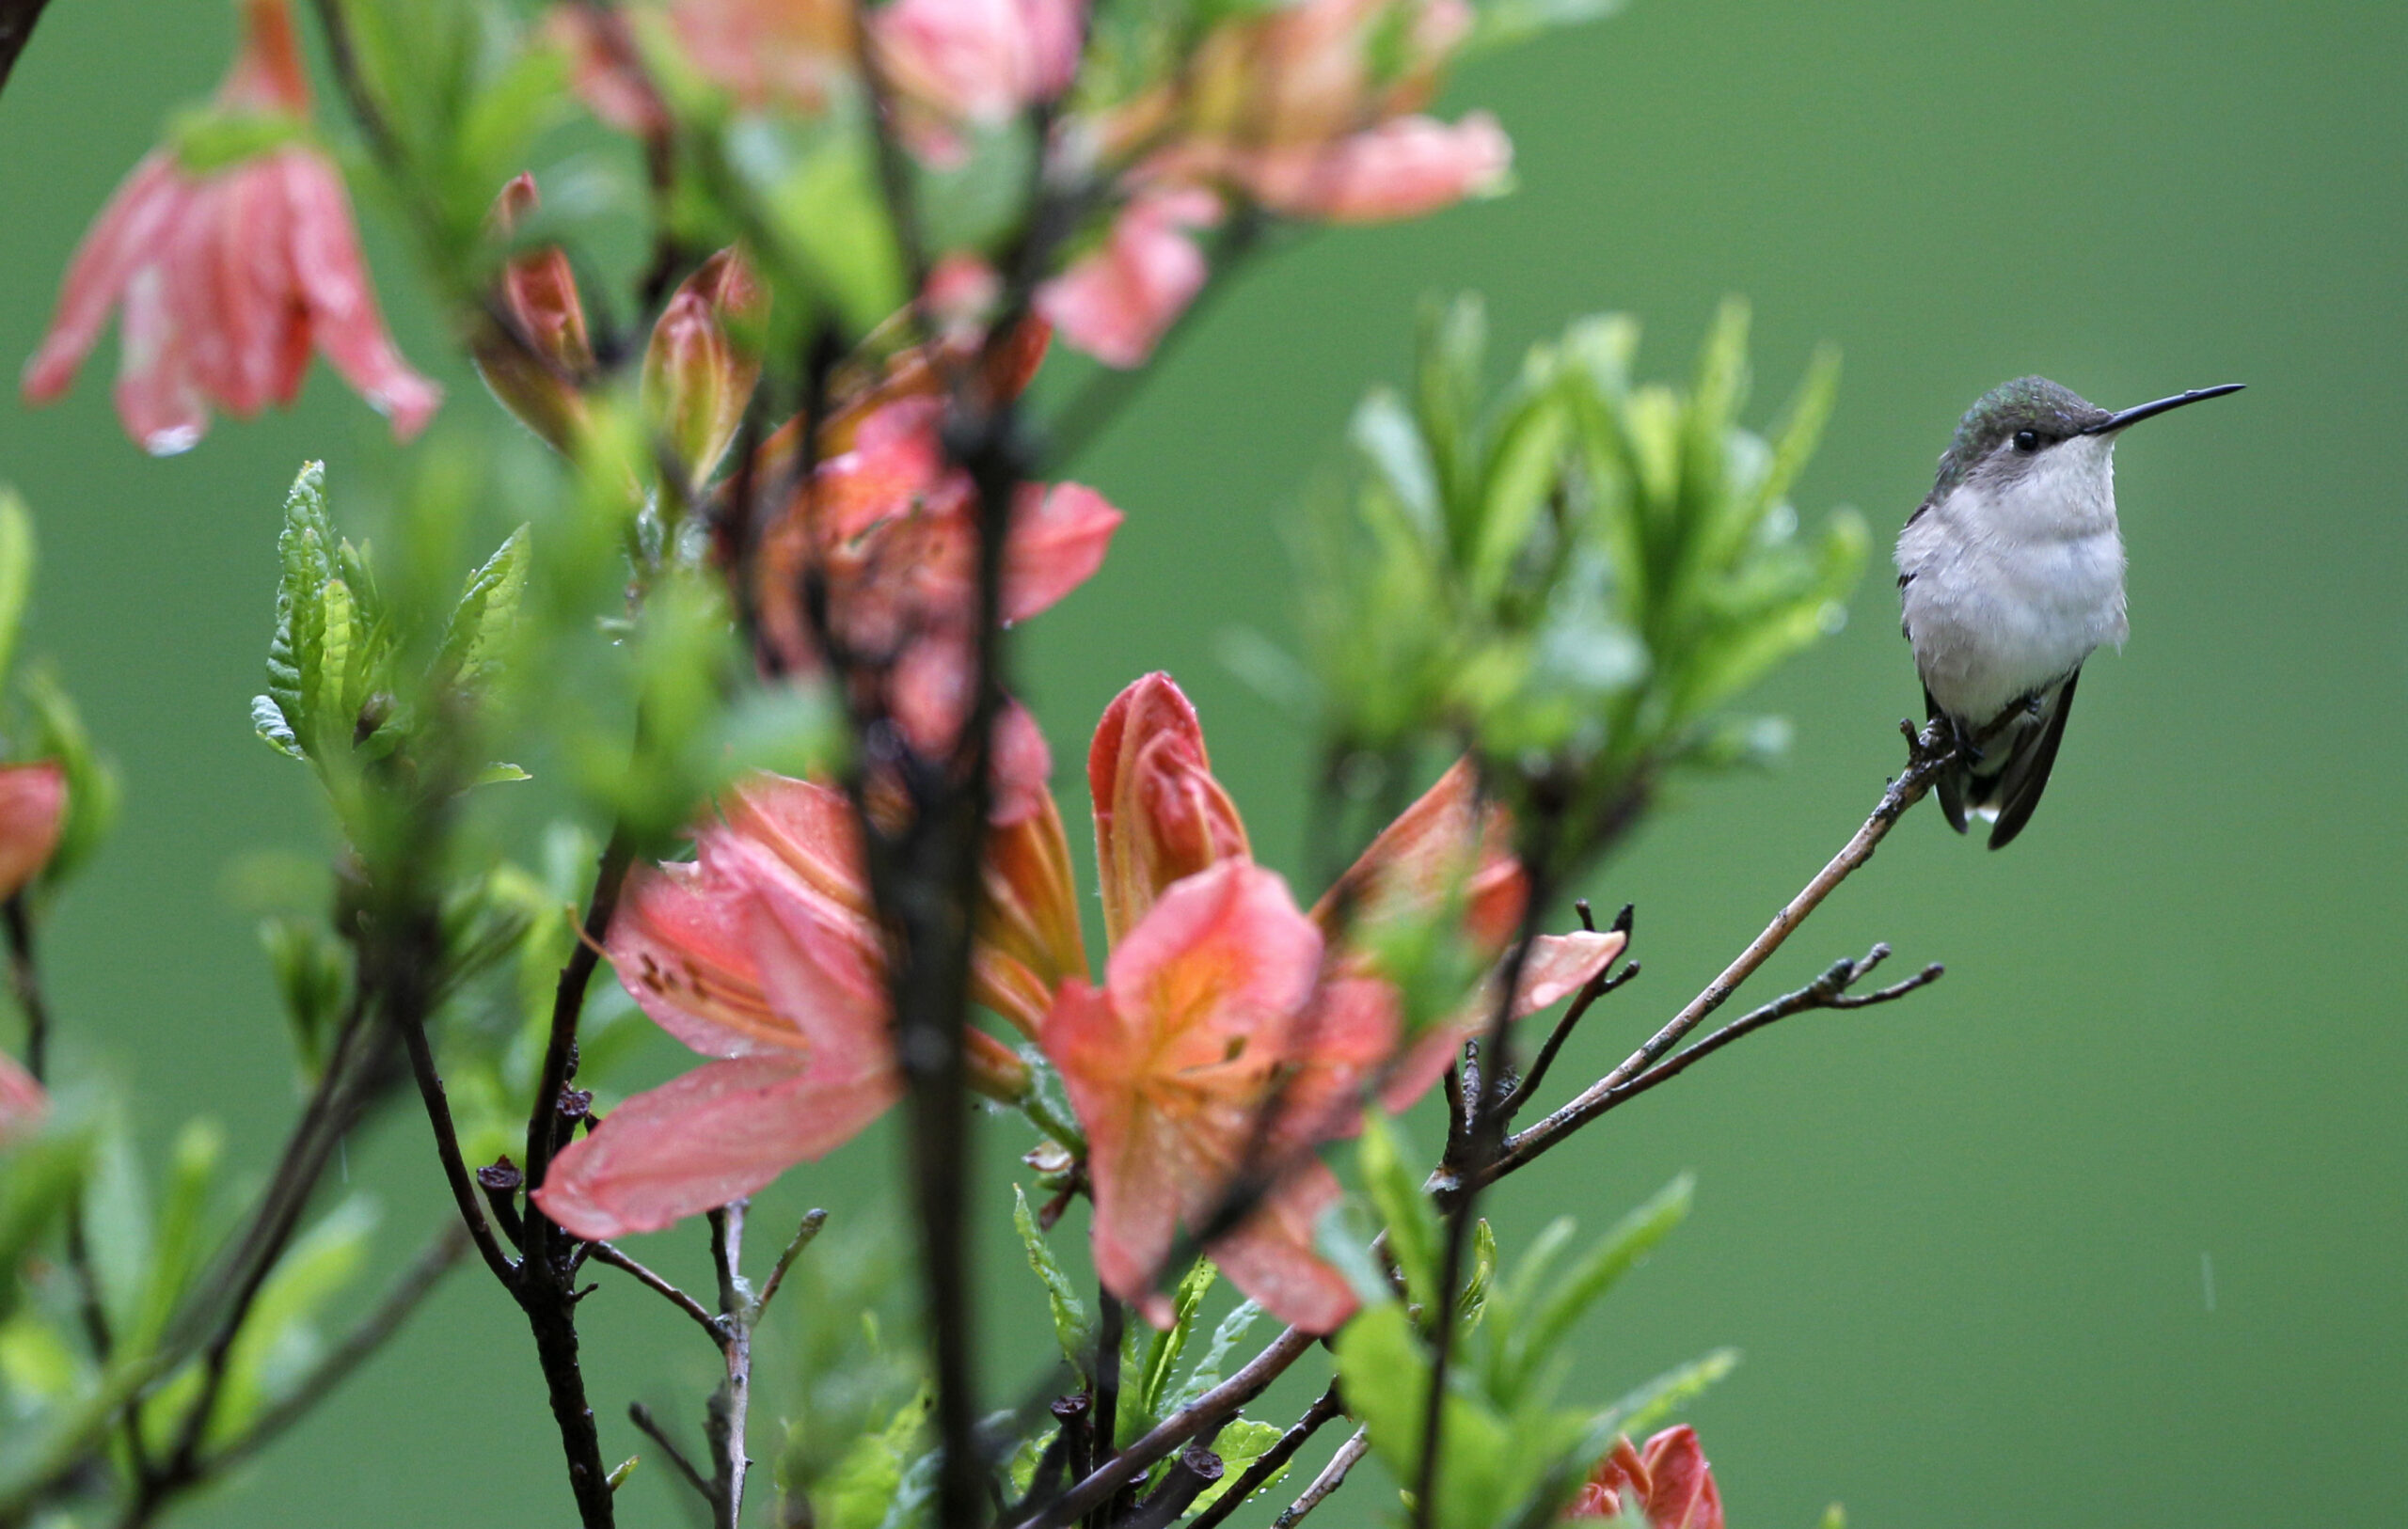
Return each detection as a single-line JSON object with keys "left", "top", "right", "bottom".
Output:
{"left": 2200, "top": 1252, "right": 2216, "bottom": 1313}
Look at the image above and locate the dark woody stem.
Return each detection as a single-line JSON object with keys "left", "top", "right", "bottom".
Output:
{"left": 0, "top": 0, "right": 55, "bottom": 103}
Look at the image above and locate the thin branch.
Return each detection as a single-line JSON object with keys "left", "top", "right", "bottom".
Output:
{"left": 752, "top": 1207, "right": 829, "bottom": 1316}
{"left": 1595, "top": 945, "right": 1942, "bottom": 1111}
{"left": 1185, "top": 1383, "right": 1342, "bottom": 1529}
{"left": 1495, "top": 719, "right": 1956, "bottom": 1181}
{"left": 1413, "top": 854, "right": 1554, "bottom": 1529}
{"left": 211, "top": 1222, "right": 471, "bottom": 1472}
{"left": 8, "top": 895, "right": 117, "bottom": 1370}
{"left": 1273, "top": 1427, "right": 1369, "bottom": 1529}
{"left": 1499, "top": 900, "right": 1638, "bottom": 1123}
{"left": 704, "top": 1202, "right": 752, "bottom": 1529}
{"left": 521, "top": 828, "right": 635, "bottom": 1265}
{"left": 585, "top": 1242, "right": 725, "bottom": 1346}
{"left": 396, "top": 1001, "right": 520, "bottom": 1286}
{"left": 1002, "top": 1324, "right": 1317, "bottom": 1529}
{"left": 629, "top": 1403, "right": 715, "bottom": 1504}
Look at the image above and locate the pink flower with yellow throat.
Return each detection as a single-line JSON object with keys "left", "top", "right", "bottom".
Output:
{"left": 1042, "top": 674, "right": 1623, "bottom": 1333}
{"left": 21, "top": 0, "right": 439, "bottom": 454}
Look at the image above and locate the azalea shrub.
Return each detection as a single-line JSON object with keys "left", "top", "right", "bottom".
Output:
{"left": 0, "top": 1, "right": 1960, "bottom": 1527}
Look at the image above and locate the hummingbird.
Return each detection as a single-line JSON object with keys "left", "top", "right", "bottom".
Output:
{"left": 1894, "top": 376, "right": 2244, "bottom": 848}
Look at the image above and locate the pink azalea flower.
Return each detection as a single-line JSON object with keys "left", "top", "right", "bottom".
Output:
{"left": 20, "top": 0, "right": 438, "bottom": 454}
{"left": 751, "top": 368, "right": 1121, "bottom": 822}
{"left": 552, "top": 0, "right": 856, "bottom": 131}
{"left": 1159, "top": 112, "right": 1512, "bottom": 224}
{"left": 532, "top": 774, "right": 1041, "bottom": 1239}
{"left": 1044, "top": 0, "right": 1506, "bottom": 366}
{"left": 1039, "top": 673, "right": 1623, "bottom": 1332}
{"left": 0, "top": 762, "right": 67, "bottom": 903}
{"left": 0, "top": 1050, "right": 46, "bottom": 1145}
{"left": 1046, "top": 860, "right": 1390, "bottom": 1334}
{"left": 1037, "top": 189, "right": 1220, "bottom": 370}
{"left": 873, "top": 0, "right": 1085, "bottom": 162}
{"left": 1566, "top": 1427, "right": 1724, "bottom": 1529}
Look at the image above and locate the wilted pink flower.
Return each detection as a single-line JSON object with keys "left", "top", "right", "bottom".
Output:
{"left": 21, "top": 0, "right": 438, "bottom": 453}
{"left": 0, "top": 763, "right": 67, "bottom": 903}
{"left": 0, "top": 1051, "right": 45, "bottom": 1145}
{"left": 1567, "top": 1427, "right": 1724, "bottom": 1529}
{"left": 533, "top": 775, "right": 1039, "bottom": 1238}
{"left": 1161, "top": 111, "right": 1512, "bottom": 224}
{"left": 1039, "top": 674, "right": 1622, "bottom": 1332}
{"left": 643, "top": 246, "right": 768, "bottom": 488}
{"left": 873, "top": 0, "right": 1085, "bottom": 161}
{"left": 1037, "top": 189, "right": 1220, "bottom": 370}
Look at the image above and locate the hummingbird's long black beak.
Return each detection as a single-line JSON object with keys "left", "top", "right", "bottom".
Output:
{"left": 2084, "top": 383, "right": 2247, "bottom": 433}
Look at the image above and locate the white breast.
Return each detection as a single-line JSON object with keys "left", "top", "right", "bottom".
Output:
{"left": 1895, "top": 437, "right": 2129, "bottom": 725}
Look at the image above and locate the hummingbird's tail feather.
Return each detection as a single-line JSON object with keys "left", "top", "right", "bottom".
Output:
{"left": 1970, "top": 668, "right": 2082, "bottom": 851}
{"left": 1925, "top": 686, "right": 1969, "bottom": 835}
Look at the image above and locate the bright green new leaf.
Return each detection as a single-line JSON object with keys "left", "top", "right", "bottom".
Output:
{"left": 1191, "top": 1418, "right": 1287, "bottom": 1516}
{"left": 1134, "top": 1258, "right": 1218, "bottom": 1419}
{"left": 1506, "top": 1174, "right": 1693, "bottom": 1394}
{"left": 1592, "top": 1348, "right": 1739, "bottom": 1441}
{"left": 1357, "top": 1113, "right": 1438, "bottom": 1312}
{"left": 204, "top": 1197, "right": 377, "bottom": 1446}
{"left": 0, "top": 489, "right": 33, "bottom": 689}
{"left": 1013, "top": 1186, "right": 1092, "bottom": 1377}
{"left": 1164, "top": 1298, "right": 1263, "bottom": 1412}
{"left": 821, "top": 1386, "right": 932, "bottom": 1529}
{"left": 0, "top": 1115, "right": 94, "bottom": 1324}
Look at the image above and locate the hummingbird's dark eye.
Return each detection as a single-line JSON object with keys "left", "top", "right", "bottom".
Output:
{"left": 2012, "top": 429, "right": 2039, "bottom": 452}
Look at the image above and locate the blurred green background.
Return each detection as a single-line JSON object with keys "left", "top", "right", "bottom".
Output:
{"left": 2, "top": 0, "right": 2402, "bottom": 1524}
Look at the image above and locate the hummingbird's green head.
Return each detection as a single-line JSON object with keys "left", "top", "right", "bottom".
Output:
{"left": 1931, "top": 376, "right": 2247, "bottom": 497}
{"left": 1933, "top": 377, "right": 2111, "bottom": 494}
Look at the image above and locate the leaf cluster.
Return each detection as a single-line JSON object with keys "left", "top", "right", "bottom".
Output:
{"left": 1299, "top": 296, "right": 1864, "bottom": 850}
{"left": 1334, "top": 1118, "right": 1732, "bottom": 1529}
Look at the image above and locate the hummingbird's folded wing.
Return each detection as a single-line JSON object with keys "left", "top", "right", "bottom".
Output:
{"left": 1983, "top": 668, "right": 2082, "bottom": 851}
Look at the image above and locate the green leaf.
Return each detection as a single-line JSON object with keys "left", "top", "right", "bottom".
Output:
{"left": 1358, "top": 1113, "right": 1438, "bottom": 1311}
{"left": 128, "top": 1120, "right": 223, "bottom": 1355}
{"left": 1469, "top": 391, "right": 1570, "bottom": 598}
{"left": 168, "top": 106, "right": 312, "bottom": 174}
{"left": 1352, "top": 390, "right": 1443, "bottom": 546}
{"left": 205, "top": 1197, "right": 377, "bottom": 1444}
{"left": 821, "top": 1386, "right": 932, "bottom": 1529}
{"left": 1191, "top": 1418, "right": 1287, "bottom": 1515}
{"left": 0, "top": 489, "right": 34, "bottom": 690}
{"left": 1460, "top": 1219, "right": 1497, "bottom": 1332}
{"left": 0, "top": 1116, "right": 94, "bottom": 1324}
{"left": 265, "top": 462, "right": 335, "bottom": 744}
{"left": 251, "top": 694, "right": 304, "bottom": 759}
{"left": 20, "top": 667, "right": 119, "bottom": 886}
{"left": 1507, "top": 1175, "right": 1692, "bottom": 1395}
{"left": 1134, "top": 1257, "right": 1218, "bottom": 1418}
{"left": 1592, "top": 1348, "right": 1738, "bottom": 1440}
{"left": 1013, "top": 1186, "right": 1091, "bottom": 1377}
{"left": 435, "top": 523, "right": 531, "bottom": 700}
{"left": 1467, "top": 0, "right": 1624, "bottom": 55}
{"left": 1164, "top": 1299, "right": 1264, "bottom": 1412}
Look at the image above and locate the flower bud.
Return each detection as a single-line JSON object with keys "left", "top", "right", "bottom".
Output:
{"left": 0, "top": 762, "right": 67, "bottom": 902}
{"left": 0, "top": 1051, "right": 45, "bottom": 1144}
{"left": 1087, "top": 673, "right": 1249, "bottom": 945}
{"left": 643, "top": 247, "right": 768, "bottom": 493}
{"left": 471, "top": 174, "right": 596, "bottom": 453}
